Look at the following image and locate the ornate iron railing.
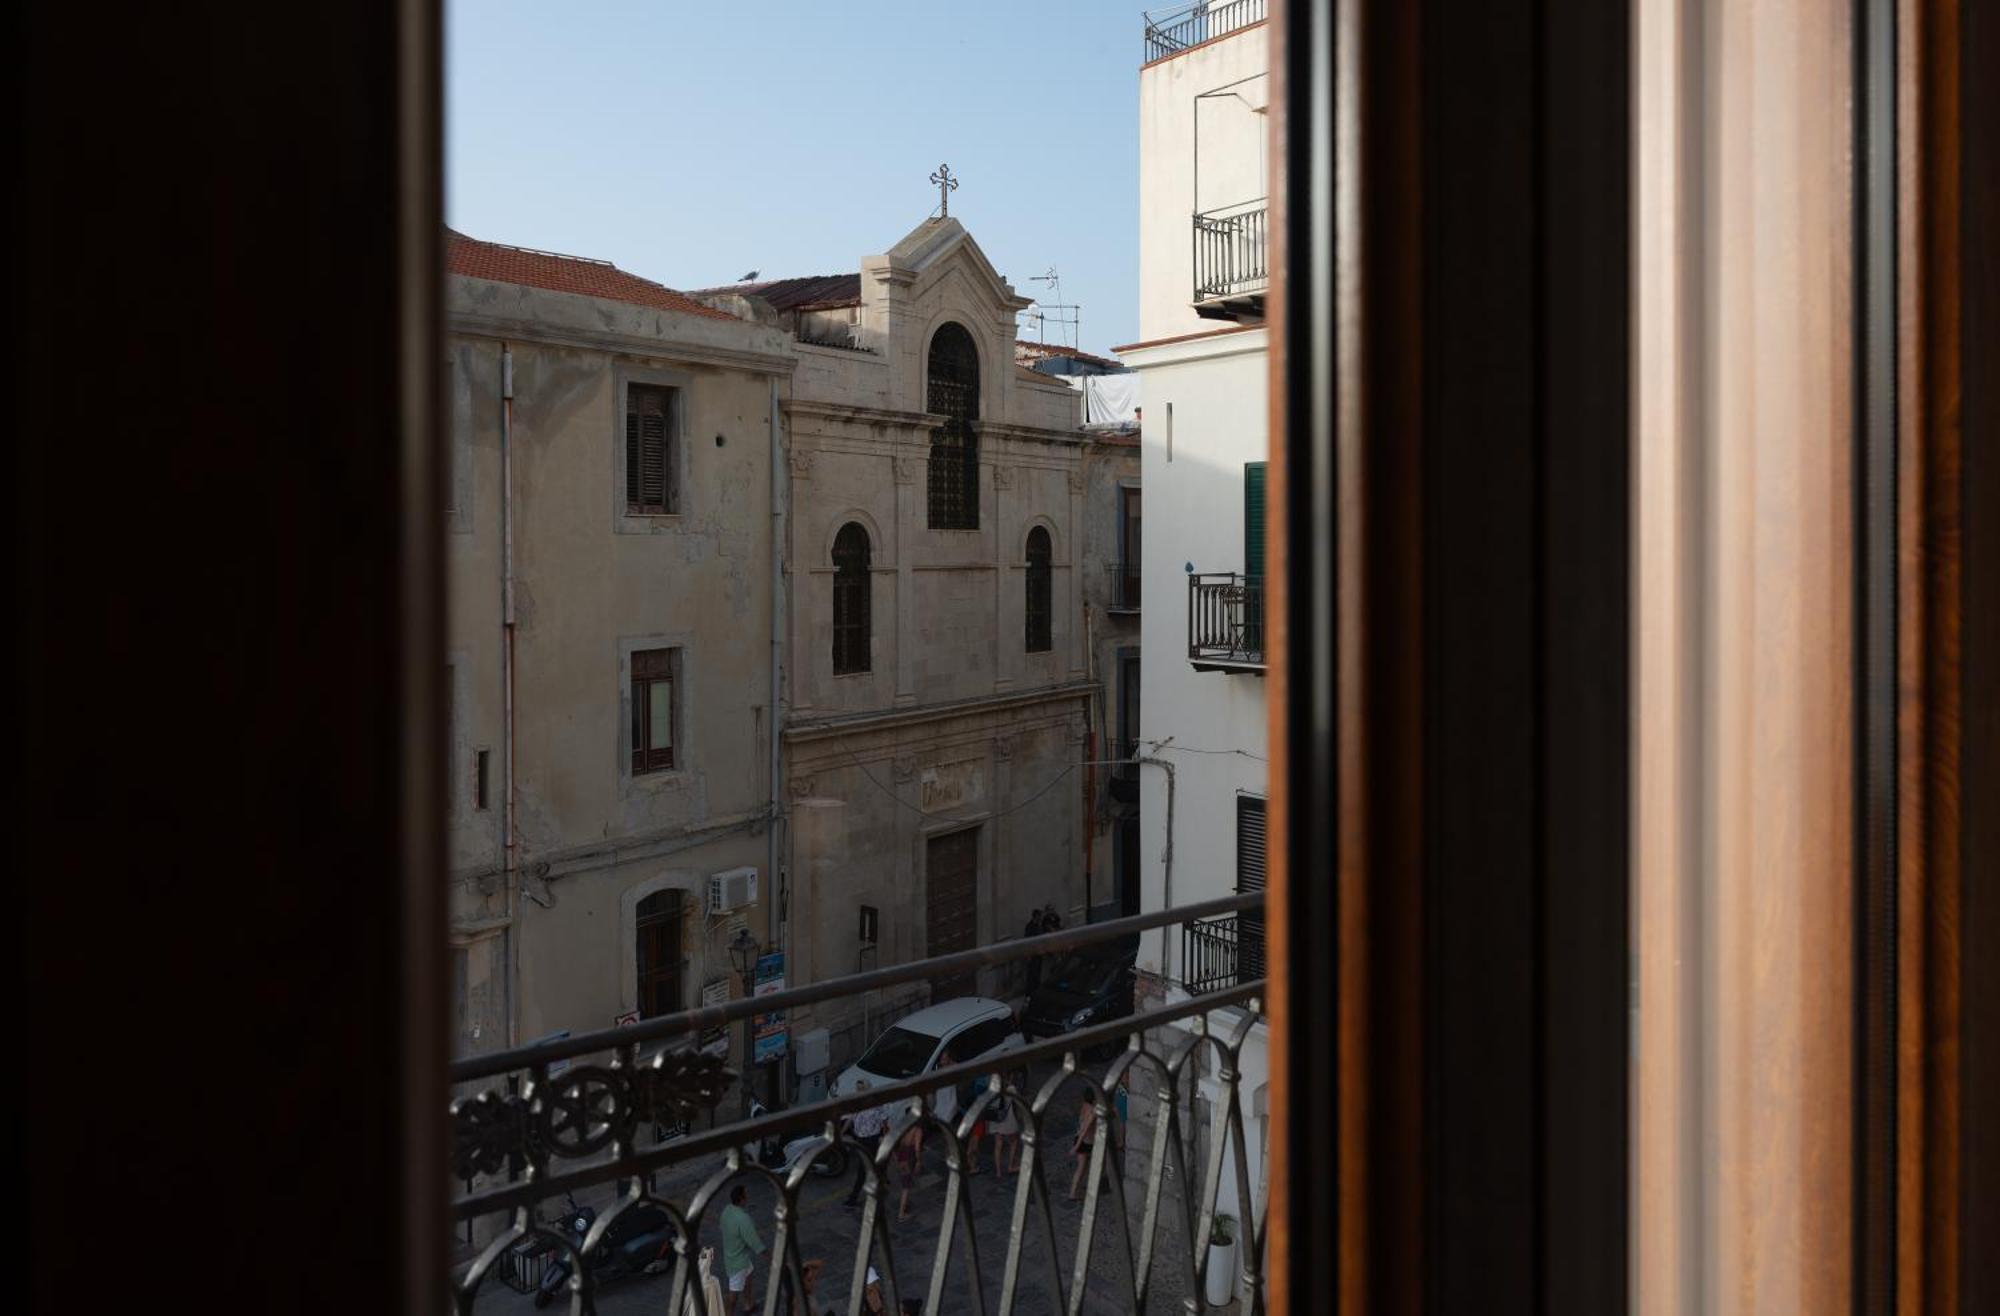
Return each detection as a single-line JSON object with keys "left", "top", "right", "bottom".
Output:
{"left": 1192, "top": 200, "right": 1270, "bottom": 305}
{"left": 1142, "top": 0, "right": 1268, "bottom": 63}
{"left": 1105, "top": 561, "right": 1141, "bottom": 612}
{"left": 1187, "top": 572, "right": 1266, "bottom": 669}
{"left": 451, "top": 893, "right": 1267, "bottom": 1315}
{"left": 1181, "top": 916, "right": 1240, "bottom": 995}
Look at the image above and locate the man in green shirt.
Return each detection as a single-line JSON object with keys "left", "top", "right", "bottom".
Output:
{"left": 719, "top": 1182, "right": 765, "bottom": 1314}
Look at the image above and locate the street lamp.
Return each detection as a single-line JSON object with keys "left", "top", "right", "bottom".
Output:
{"left": 729, "top": 928, "right": 759, "bottom": 1114}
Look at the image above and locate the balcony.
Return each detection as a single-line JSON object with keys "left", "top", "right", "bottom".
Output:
{"left": 1183, "top": 912, "right": 1265, "bottom": 996}
{"left": 1187, "top": 572, "right": 1266, "bottom": 671}
{"left": 1192, "top": 199, "right": 1269, "bottom": 323}
{"left": 1105, "top": 561, "right": 1141, "bottom": 612}
{"left": 1142, "top": 0, "right": 1269, "bottom": 63}
{"left": 449, "top": 894, "right": 1265, "bottom": 1315}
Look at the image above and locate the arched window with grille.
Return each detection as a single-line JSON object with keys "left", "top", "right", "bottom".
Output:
{"left": 1025, "top": 525, "right": 1053, "bottom": 652}
{"left": 635, "top": 888, "right": 684, "bottom": 1018}
{"left": 926, "top": 322, "right": 980, "bottom": 529}
{"left": 831, "top": 521, "right": 871, "bottom": 674}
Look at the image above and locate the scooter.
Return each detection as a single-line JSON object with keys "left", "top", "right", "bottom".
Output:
{"left": 532, "top": 1191, "right": 678, "bottom": 1308}
{"left": 743, "top": 1097, "right": 852, "bottom": 1179}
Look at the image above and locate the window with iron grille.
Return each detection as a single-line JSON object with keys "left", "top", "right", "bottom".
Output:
{"left": 625, "top": 383, "right": 677, "bottom": 514}
{"left": 1025, "top": 526, "right": 1053, "bottom": 652}
{"left": 832, "top": 521, "right": 871, "bottom": 674}
{"left": 635, "top": 888, "right": 685, "bottom": 1018}
{"left": 630, "top": 647, "right": 678, "bottom": 774}
{"left": 1237, "top": 794, "right": 1267, "bottom": 980}
{"left": 926, "top": 322, "right": 980, "bottom": 529}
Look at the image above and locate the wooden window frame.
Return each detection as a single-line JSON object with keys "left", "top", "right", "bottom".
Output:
{"left": 1024, "top": 525, "right": 1053, "bottom": 653}
{"left": 831, "top": 521, "right": 871, "bottom": 675}
{"left": 926, "top": 322, "right": 982, "bottom": 531}
{"left": 625, "top": 381, "right": 678, "bottom": 516}
{"left": 630, "top": 646, "right": 679, "bottom": 775}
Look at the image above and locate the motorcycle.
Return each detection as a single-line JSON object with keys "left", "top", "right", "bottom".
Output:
{"left": 743, "top": 1097, "right": 852, "bottom": 1180}
{"left": 533, "top": 1191, "right": 678, "bottom": 1309}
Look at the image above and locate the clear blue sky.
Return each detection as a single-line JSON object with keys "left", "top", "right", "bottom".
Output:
{"left": 446, "top": 0, "right": 1144, "bottom": 355}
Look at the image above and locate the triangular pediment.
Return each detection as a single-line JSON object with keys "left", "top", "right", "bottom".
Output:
{"left": 870, "top": 218, "right": 1032, "bottom": 313}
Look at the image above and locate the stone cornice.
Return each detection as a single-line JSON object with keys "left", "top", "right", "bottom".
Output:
{"left": 450, "top": 311, "right": 798, "bottom": 377}
{"left": 783, "top": 679, "right": 1097, "bottom": 744}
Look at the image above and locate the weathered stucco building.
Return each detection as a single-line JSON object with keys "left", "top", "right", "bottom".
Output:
{"left": 699, "top": 217, "right": 1097, "bottom": 1067}
{"left": 444, "top": 232, "right": 794, "bottom": 1068}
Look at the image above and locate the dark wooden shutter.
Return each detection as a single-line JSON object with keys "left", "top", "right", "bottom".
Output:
{"left": 832, "top": 522, "right": 871, "bottom": 674}
{"left": 1243, "top": 461, "right": 1267, "bottom": 581}
{"left": 1236, "top": 794, "right": 1267, "bottom": 981}
{"left": 627, "top": 385, "right": 673, "bottom": 514}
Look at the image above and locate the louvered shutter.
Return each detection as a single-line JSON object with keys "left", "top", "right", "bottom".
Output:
{"left": 1243, "top": 461, "right": 1267, "bottom": 582}
{"left": 1236, "top": 794, "right": 1267, "bottom": 980}
{"left": 627, "top": 385, "right": 673, "bottom": 514}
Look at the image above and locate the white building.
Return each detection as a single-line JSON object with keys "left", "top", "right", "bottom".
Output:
{"left": 1115, "top": 0, "right": 1271, "bottom": 1262}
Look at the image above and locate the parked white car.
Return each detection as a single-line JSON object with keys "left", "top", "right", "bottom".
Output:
{"left": 831, "top": 996, "right": 1024, "bottom": 1100}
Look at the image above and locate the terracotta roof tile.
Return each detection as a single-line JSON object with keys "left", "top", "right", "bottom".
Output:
{"left": 689, "top": 273, "right": 862, "bottom": 312}
{"left": 446, "top": 230, "right": 736, "bottom": 322}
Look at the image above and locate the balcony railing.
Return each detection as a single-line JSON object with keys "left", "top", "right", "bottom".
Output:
{"left": 449, "top": 893, "right": 1266, "bottom": 1316}
{"left": 1192, "top": 199, "right": 1269, "bottom": 312}
{"left": 1187, "top": 572, "right": 1266, "bottom": 670}
{"left": 1105, "top": 561, "right": 1141, "bottom": 612}
{"left": 1181, "top": 915, "right": 1240, "bottom": 994}
{"left": 1142, "top": 0, "right": 1268, "bottom": 63}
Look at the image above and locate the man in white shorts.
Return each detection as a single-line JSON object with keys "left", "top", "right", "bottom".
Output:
{"left": 719, "top": 1182, "right": 764, "bottom": 1314}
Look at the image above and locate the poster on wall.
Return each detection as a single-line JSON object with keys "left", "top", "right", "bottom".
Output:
{"left": 752, "top": 951, "right": 788, "bottom": 1064}
{"left": 700, "top": 979, "right": 730, "bottom": 1057}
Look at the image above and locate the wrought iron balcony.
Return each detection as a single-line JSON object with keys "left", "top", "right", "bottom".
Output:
{"left": 1192, "top": 200, "right": 1269, "bottom": 322}
{"left": 1181, "top": 915, "right": 1240, "bottom": 994}
{"left": 1105, "top": 561, "right": 1141, "bottom": 612}
{"left": 449, "top": 893, "right": 1266, "bottom": 1315}
{"left": 1143, "top": 0, "right": 1269, "bottom": 63}
{"left": 1187, "top": 572, "right": 1266, "bottom": 671}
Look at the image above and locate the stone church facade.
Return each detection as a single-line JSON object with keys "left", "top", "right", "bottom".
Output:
{"left": 702, "top": 218, "right": 1094, "bottom": 1062}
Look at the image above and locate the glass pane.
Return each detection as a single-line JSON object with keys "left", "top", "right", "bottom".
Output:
{"left": 647, "top": 679, "right": 672, "bottom": 749}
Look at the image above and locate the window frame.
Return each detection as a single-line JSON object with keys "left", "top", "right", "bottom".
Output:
{"left": 926, "top": 321, "right": 982, "bottom": 531}
{"left": 611, "top": 363, "right": 692, "bottom": 533}
{"left": 831, "top": 521, "right": 872, "bottom": 675}
{"left": 1024, "top": 525, "right": 1053, "bottom": 653}
{"left": 629, "top": 646, "right": 680, "bottom": 776}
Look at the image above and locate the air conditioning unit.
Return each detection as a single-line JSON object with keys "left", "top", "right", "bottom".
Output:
{"left": 707, "top": 866, "right": 758, "bottom": 915}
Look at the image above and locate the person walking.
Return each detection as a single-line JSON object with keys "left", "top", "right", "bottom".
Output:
{"left": 719, "top": 1182, "right": 766, "bottom": 1315}
{"left": 843, "top": 1083, "right": 890, "bottom": 1209}
{"left": 1022, "top": 907, "right": 1047, "bottom": 993}
{"left": 989, "top": 1066, "right": 1025, "bottom": 1174}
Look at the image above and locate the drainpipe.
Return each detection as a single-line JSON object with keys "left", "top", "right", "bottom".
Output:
{"left": 500, "top": 345, "right": 520, "bottom": 1048}
{"left": 766, "top": 376, "right": 785, "bottom": 1019}
{"left": 1082, "top": 602, "right": 1096, "bottom": 918}
{"left": 1139, "top": 750, "right": 1175, "bottom": 978}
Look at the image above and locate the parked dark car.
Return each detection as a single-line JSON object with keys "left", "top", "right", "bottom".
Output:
{"left": 1022, "top": 933, "right": 1140, "bottom": 1044}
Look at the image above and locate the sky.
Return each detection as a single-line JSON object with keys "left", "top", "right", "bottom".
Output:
{"left": 446, "top": 0, "right": 1145, "bottom": 356}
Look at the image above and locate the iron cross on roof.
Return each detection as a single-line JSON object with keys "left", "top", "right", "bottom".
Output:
{"left": 929, "top": 163, "right": 959, "bottom": 218}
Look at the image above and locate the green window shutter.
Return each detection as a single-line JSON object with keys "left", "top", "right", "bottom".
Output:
{"left": 1244, "top": 461, "right": 1267, "bottom": 581}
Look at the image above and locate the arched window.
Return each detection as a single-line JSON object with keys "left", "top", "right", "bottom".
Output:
{"left": 926, "top": 322, "right": 980, "bottom": 529}
{"left": 635, "top": 888, "right": 684, "bottom": 1018}
{"left": 1025, "top": 526, "right": 1053, "bottom": 653}
{"left": 832, "top": 521, "right": 871, "bottom": 674}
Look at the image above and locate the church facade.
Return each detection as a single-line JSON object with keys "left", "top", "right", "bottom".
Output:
{"left": 701, "top": 217, "right": 1098, "bottom": 1067}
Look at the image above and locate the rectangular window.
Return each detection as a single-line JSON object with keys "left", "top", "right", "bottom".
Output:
{"left": 630, "top": 647, "right": 678, "bottom": 774}
{"left": 625, "top": 383, "right": 676, "bottom": 514}
{"left": 473, "top": 749, "right": 490, "bottom": 810}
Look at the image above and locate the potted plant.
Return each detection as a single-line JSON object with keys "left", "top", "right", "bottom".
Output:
{"left": 1205, "top": 1212, "right": 1238, "bottom": 1306}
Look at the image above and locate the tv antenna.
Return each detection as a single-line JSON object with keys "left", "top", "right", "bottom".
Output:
{"left": 1020, "top": 267, "right": 1080, "bottom": 350}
